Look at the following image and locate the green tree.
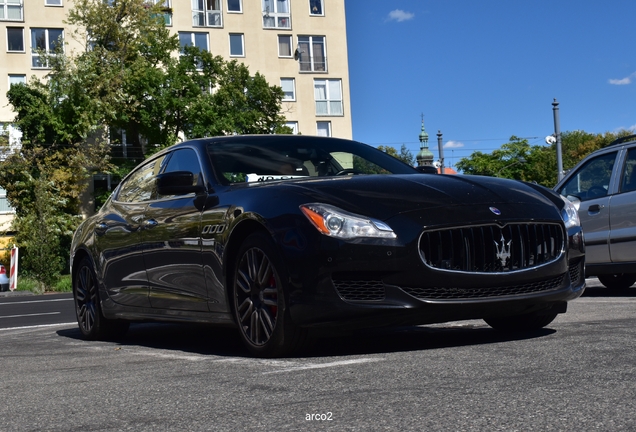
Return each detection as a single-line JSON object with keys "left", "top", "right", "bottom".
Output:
{"left": 377, "top": 144, "right": 415, "bottom": 166}
{"left": 456, "top": 131, "right": 635, "bottom": 188}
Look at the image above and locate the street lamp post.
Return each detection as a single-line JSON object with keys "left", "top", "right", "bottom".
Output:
{"left": 437, "top": 130, "right": 445, "bottom": 174}
{"left": 553, "top": 98, "right": 564, "bottom": 182}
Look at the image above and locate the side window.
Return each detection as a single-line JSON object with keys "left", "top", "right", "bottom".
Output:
{"left": 559, "top": 152, "right": 617, "bottom": 201}
{"left": 620, "top": 148, "right": 636, "bottom": 193}
{"left": 116, "top": 155, "right": 168, "bottom": 203}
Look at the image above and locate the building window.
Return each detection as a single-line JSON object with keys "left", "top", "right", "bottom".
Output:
{"left": 262, "top": 0, "right": 290, "bottom": 29}
{"left": 31, "top": 28, "right": 64, "bottom": 69}
{"left": 314, "top": 79, "right": 343, "bottom": 116}
{"left": 285, "top": 122, "right": 298, "bottom": 134}
{"left": 227, "top": 0, "right": 241, "bottom": 13}
{"left": 316, "top": 121, "right": 331, "bottom": 136}
{"left": 278, "top": 35, "right": 292, "bottom": 57}
{"left": 280, "top": 78, "right": 295, "bottom": 101}
{"left": 309, "top": 0, "right": 323, "bottom": 16}
{"left": 45, "top": 0, "right": 62, "bottom": 5}
{"left": 0, "top": 0, "right": 23, "bottom": 21}
{"left": 298, "top": 36, "right": 326, "bottom": 72}
{"left": 229, "top": 33, "right": 244, "bottom": 57}
{"left": 179, "top": 32, "right": 209, "bottom": 52}
{"left": 0, "top": 187, "right": 15, "bottom": 214}
{"left": 7, "top": 27, "right": 24, "bottom": 52}
{"left": 8, "top": 74, "right": 26, "bottom": 87}
{"left": 149, "top": 0, "right": 172, "bottom": 26}
{"left": 192, "top": 0, "right": 222, "bottom": 27}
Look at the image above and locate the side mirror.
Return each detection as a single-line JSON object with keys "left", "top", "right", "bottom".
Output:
{"left": 156, "top": 171, "right": 206, "bottom": 196}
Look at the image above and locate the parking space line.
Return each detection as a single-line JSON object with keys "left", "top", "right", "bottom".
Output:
{"left": 0, "top": 298, "right": 74, "bottom": 306}
{"left": 0, "top": 312, "right": 61, "bottom": 319}
{"left": 262, "top": 358, "right": 384, "bottom": 374}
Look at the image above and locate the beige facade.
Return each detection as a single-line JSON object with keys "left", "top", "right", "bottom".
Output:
{"left": 0, "top": 0, "right": 352, "bottom": 143}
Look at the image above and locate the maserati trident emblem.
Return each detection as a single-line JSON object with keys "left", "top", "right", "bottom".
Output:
{"left": 489, "top": 207, "right": 501, "bottom": 216}
{"left": 494, "top": 234, "right": 511, "bottom": 267}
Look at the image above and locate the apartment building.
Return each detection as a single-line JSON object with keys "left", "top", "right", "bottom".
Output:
{"left": 0, "top": 0, "right": 352, "bottom": 145}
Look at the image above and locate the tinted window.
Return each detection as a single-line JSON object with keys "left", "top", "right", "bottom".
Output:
{"left": 620, "top": 148, "right": 636, "bottom": 193}
{"left": 559, "top": 152, "right": 617, "bottom": 201}
{"left": 116, "top": 155, "right": 168, "bottom": 203}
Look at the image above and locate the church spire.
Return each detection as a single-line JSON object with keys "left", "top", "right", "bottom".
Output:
{"left": 416, "top": 114, "right": 434, "bottom": 167}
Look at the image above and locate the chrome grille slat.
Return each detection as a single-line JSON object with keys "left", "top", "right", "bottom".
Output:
{"left": 420, "top": 223, "right": 564, "bottom": 273}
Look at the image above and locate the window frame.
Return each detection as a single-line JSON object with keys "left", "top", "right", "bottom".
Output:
{"left": 6, "top": 27, "right": 24, "bottom": 52}
{"left": 262, "top": 0, "right": 291, "bottom": 29}
{"left": 227, "top": 0, "right": 242, "bottom": 13}
{"left": 0, "top": 0, "right": 23, "bottom": 21}
{"left": 228, "top": 33, "right": 244, "bottom": 57}
{"left": 280, "top": 78, "right": 296, "bottom": 101}
{"left": 297, "top": 35, "right": 326, "bottom": 72}
{"left": 44, "top": 0, "right": 63, "bottom": 6}
{"left": 277, "top": 34, "right": 292, "bottom": 58}
{"left": 31, "top": 28, "right": 64, "bottom": 69}
{"left": 314, "top": 78, "right": 343, "bottom": 117}
{"left": 8, "top": 74, "right": 26, "bottom": 88}
{"left": 316, "top": 121, "right": 331, "bottom": 137}
{"left": 285, "top": 121, "right": 299, "bottom": 135}
{"left": 192, "top": 0, "right": 223, "bottom": 28}
{"left": 309, "top": 0, "right": 323, "bottom": 16}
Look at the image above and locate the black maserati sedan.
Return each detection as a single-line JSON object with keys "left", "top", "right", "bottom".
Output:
{"left": 71, "top": 135, "right": 585, "bottom": 357}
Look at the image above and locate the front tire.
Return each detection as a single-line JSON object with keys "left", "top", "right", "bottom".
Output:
{"left": 598, "top": 274, "right": 636, "bottom": 290}
{"left": 232, "top": 232, "right": 306, "bottom": 357}
{"left": 73, "top": 257, "right": 129, "bottom": 340}
{"left": 484, "top": 309, "right": 559, "bottom": 332}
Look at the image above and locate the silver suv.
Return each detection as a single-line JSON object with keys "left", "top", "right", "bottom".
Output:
{"left": 555, "top": 134, "right": 636, "bottom": 289}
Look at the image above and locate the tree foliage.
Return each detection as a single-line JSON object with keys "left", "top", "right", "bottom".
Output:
{"left": 1, "top": 0, "right": 290, "bottom": 285}
{"left": 456, "top": 130, "right": 635, "bottom": 187}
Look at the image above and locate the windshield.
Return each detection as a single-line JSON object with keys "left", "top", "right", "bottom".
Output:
{"left": 206, "top": 137, "right": 417, "bottom": 184}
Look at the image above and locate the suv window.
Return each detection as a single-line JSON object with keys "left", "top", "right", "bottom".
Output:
{"left": 558, "top": 151, "right": 617, "bottom": 201}
{"left": 620, "top": 148, "right": 636, "bottom": 193}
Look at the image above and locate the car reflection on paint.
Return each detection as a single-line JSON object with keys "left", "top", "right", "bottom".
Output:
{"left": 70, "top": 135, "right": 585, "bottom": 357}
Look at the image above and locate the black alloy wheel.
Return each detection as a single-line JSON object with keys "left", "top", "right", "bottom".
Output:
{"left": 74, "top": 257, "right": 129, "bottom": 340}
{"left": 233, "top": 232, "right": 305, "bottom": 357}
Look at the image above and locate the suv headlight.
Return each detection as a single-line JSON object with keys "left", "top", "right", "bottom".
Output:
{"left": 300, "top": 203, "right": 396, "bottom": 239}
{"left": 560, "top": 195, "right": 580, "bottom": 229}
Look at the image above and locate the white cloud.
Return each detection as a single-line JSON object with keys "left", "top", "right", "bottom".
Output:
{"left": 444, "top": 140, "right": 464, "bottom": 149}
{"left": 387, "top": 9, "right": 414, "bottom": 22}
{"left": 609, "top": 72, "right": 636, "bottom": 85}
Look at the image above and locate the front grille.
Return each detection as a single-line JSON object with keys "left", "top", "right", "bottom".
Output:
{"left": 400, "top": 274, "right": 566, "bottom": 300}
{"left": 420, "top": 223, "right": 564, "bottom": 273}
{"left": 333, "top": 280, "right": 385, "bottom": 301}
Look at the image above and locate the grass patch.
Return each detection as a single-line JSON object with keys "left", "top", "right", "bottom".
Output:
{"left": 16, "top": 274, "right": 72, "bottom": 294}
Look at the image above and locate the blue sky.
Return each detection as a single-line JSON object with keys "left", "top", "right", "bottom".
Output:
{"left": 344, "top": 1, "right": 636, "bottom": 168}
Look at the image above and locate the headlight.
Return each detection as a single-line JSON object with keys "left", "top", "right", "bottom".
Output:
{"left": 300, "top": 203, "right": 396, "bottom": 239}
{"left": 560, "top": 195, "right": 580, "bottom": 229}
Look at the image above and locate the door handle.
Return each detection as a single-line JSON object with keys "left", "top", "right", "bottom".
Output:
{"left": 588, "top": 204, "right": 605, "bottom": 213}
{"left": 143, "top": 219, "right": 159, "bottom": 228}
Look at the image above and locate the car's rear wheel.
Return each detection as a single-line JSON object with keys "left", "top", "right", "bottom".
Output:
{"left": 598, "top": 274, "right": 636, "bottom": 290}
{"left": 233, "top": 232, "right": 306, "bottom": 357}
{"left": 74, "top": 257, "right": 129, "bottom": 340}
{"left": 484, "top": 309, "right": 559, "bottom": 332}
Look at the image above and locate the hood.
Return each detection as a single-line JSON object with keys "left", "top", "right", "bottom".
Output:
{"left": 283, "top": 174, "right": 562, "bottom": 222}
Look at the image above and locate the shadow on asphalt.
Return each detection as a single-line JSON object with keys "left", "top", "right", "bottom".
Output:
{"left": 581, "top": 286, "right": 636, "bottom": 298}
{"left": 57, "top": 320, "right": 556, "bottom": 359}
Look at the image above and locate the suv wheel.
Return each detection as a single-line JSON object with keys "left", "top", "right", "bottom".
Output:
{"left": 598, "top": 274, "right": 636, "bottom": 290}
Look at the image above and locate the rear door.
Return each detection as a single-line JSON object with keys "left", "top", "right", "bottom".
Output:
{"left": 609, "top": 147, "right": 636, "bottom": 262}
